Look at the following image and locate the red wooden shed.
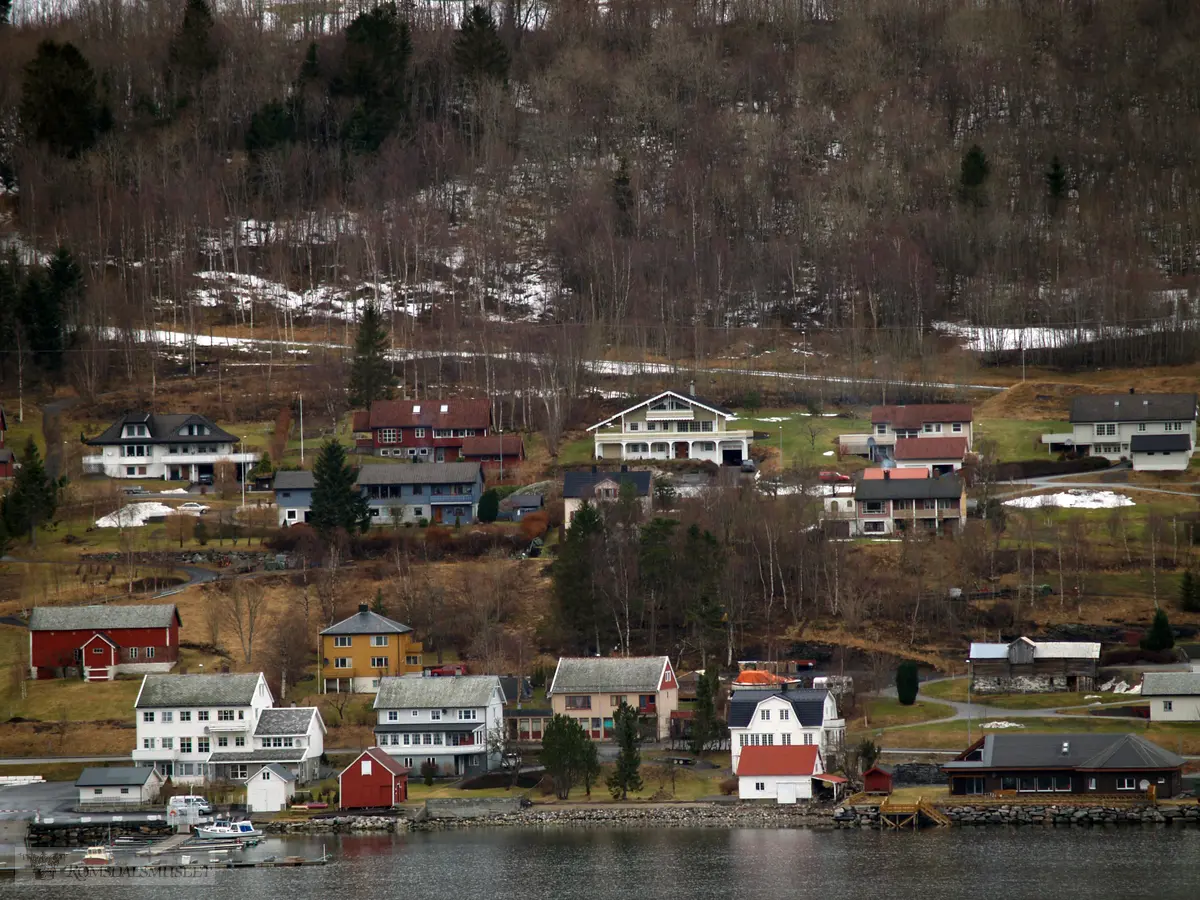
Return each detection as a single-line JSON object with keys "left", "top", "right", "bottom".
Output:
{"left": 338, "top": 747, "right": 410, "bottom": 810}
{"left": 862, "top": 764, "right": 894, "bottom": 795}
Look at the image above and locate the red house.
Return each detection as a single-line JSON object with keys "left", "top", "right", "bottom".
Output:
{"left": 0, "top": 406, "right": 13, "bottom": 479}
{"left": 338, "top": 747, "right": 410, "bottom": 809}
{"left": 28, "top": 604, "right": 182, "bottom": 681}
{"left": 862, "top": 764, "right": 894, "bottom": 795}
{"left": 459, "top": 434, "right": 525, "bottom": 475}
{"left": 360, "top": 398, "right": 492, "bottom": 462}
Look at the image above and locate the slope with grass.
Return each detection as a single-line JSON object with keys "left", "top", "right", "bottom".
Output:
{"left": 921, "top": 678, "right": 1136, "bottom": 710}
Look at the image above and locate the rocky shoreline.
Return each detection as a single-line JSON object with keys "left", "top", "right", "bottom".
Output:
{"left": 834, "top": 803, "right": 1200, "bottom": 829}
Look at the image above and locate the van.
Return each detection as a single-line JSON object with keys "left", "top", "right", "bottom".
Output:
{"left": 168, "top": 795, "right": 212, "bottom": 815}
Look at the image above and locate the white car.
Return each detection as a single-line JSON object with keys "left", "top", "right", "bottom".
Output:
{"left": 178, "top": 502, "right": 209, "bottom": 514}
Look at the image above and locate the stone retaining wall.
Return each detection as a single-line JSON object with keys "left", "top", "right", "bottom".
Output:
{"left": 28, "top": 821, "right": 174, "bottom": 847}
{"left": 424, "top": 798, "right": 524, "bottom": 819}
{"left": 833, "top": 803, "right": 1200, "bottom": 829}
{"left": 264, "top": 816, "right": 404, "bottom": 834}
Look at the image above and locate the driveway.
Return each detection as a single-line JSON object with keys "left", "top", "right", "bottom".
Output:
{"left": 0, "top": 782, "right": 76, "bottom": 822}
{"left": 874, "top": 678, "right": 1121, "bottom": 728}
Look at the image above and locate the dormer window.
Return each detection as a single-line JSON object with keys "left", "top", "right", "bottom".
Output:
{"left": 440, "top": 404, "right": 448, "bottom": 413}
{"left": 413, "top": 405, "right": 421, "bottom": 414}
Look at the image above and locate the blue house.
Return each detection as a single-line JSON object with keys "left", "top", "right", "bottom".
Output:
{"left": 356, "top": 462, "right": 483, "bottom": 526}
{"left": 274, "top": 470, "right": 315, "bottom": 527}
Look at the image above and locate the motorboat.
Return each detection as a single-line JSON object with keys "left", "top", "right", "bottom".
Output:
{"left": 82, "top": 846, "right": 115, "bottom": 866}
{"left": 193, "top": 820, "right": 262, "bottom": 839}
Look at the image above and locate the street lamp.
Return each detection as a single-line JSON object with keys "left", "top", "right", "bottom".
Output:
{"left": 966, "top": 659, "right": 972, "bottom": 745}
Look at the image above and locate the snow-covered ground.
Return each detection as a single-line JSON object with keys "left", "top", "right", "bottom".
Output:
{"left": 1003, "top": 489, "right": 1135, "bottom": 510}
{"left": 95, "top": 502, "right": 177, "bottom": 528}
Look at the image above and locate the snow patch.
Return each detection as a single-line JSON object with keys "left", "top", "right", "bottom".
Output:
{"left": 980, "top": 721, "right": 1025, "bottom": 729}
{"left": 96, "top": 503, "right": 178, "bottom": 528}
{"left": 1004, "top": 489, "right": 1134, "bottom": 510}
{"left": 822, "top": 451, "right": 835, "bottom": 457}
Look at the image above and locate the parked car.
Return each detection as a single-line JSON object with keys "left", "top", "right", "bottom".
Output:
{"left": 123, "top": 486, "right": 148, "bottom": 495}
{"left": 196, "top": 474, "right": 215, "bottom": 486}
{"left": 818, "top": 470, "right": 851, "bottom": 483}
{"left": 178, "top": 502, "right": 209, "bottom": 514}
{"left": 168, "top": 795, "right": 212, "bottom": 816}
{"left": 740, "top": 459, "right": 757, "bottom": 473}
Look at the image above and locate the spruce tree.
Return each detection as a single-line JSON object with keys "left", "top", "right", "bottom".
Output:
{"left": 309, "top": 440, "right": 370, "bottom": 537}
{"left": 1141, "top": 609, "right": 1175, "bottom": 653}
{"left": 1179, "top": 571, "right": 1199, "bottom": 613}
{"left": 1, "top": 437, "right": 62, "bottom": 546}
{"left": 539, "top": 714, "right": 591, "bottom": 800}
{"left": 1045, "top": 155, "right": 1067, "bottom": 211}
{"left": 169, "top": 0, "right": 219, "bottom": 103}
{"left": 477, "top": 488, "right": 499, "bottom": 523}
{"left": 339, "top": 4, "right": 412, "bottom": 152}
{"left": 553, "top": 501, "right": 604, "bottom": 653}
{"left": 453, "top": 5, "right": 510, "bottom": 84}
{"left": 958, "top": 144, "right": 990, "bottom": 206}
{"left": 607, "top": 701, "right": 643, "bottom": 800}
{"left": 895, "top": 660, "right": 920, "bottom": 705}
{"left": 20, "top": 41, "right": 109, "bottom": 158}
{"left": 348, "top": 302, "right": 394, "bottom": 408}
{"left": 690, "top": 666, "right": 718, "bottom": 755}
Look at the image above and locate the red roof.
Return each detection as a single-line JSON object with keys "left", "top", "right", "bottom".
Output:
{"left": 813, "top": 773, "right": 848, "bottom": 784}
{"left": 871, "top": 404, "right": 974, "bottom": 429}
{"left": 861, "top": 467, "right": 928, "bottom": 480}
{"left": 344, "top": 746, "right": 410, "bottom": 778}
{"left": 893, "top": 437, "right": 969, "bottom": 461}
{"left": 352, "top": 411, "right": 370, "bottom": 433}
{"left": 459, "top": 434, "right": 524, "bottom": 457}
{"left": 367, "top": 398, "right": 491, "bottom": 430}
{"left": 737, "top": 745, "right": 821, "bottom": 777}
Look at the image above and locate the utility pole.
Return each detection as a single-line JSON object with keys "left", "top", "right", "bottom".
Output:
{"left": 499, "top": 427, "right": 504, "bottom": 483}
{"left": 299, "top": 393, "right": 305, "bottom": 465}
{"left": 240, "top": 440, "right": 246, "bottom": 509}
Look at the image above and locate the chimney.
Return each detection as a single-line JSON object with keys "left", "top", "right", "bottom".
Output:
{"left": 883, "top": 470, "right": 891, "bottom": 480}
{"left": 689, "top": 380, "right": 695, "bottom": 397}
{"left": 1129, "top": 387, "right": 1135, "bottom": 395}
{"left": 358, "top": 603, "right": 369, "bottom": 614}
{"left": 1061, "top": 741, "right": 1070, "bottom": 756}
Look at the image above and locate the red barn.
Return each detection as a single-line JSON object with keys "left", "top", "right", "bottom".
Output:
{"left": 28, "top": 604, "right": 181, "bottom": 681}
{"left": 459, "top": 434, "right": 525, "bottom": 476}
{"left": 338, "top": 747, "right": 409, "bottom": 810}
{"left": 360, "top": 398, "right": 492, "bottom": 462}
{"left": 862, "top": 764, "right": 894, "bottom": 795}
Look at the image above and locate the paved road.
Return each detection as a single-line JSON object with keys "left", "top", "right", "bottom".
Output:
{"left": 0, "top": 782, "right": 76, "bottom": 822}
{"left": 0, "top": 756, "right": 131, "bottom": 766}
{"left": 874, "top": 678, "right": 1133, "bottom": 728}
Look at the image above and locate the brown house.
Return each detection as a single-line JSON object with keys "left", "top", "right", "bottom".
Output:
{"left": 943, "top": 733, "right": 1185, "bottom": 798}
{"left": 968, "top": 637, "right": 1100, "bottom": 694}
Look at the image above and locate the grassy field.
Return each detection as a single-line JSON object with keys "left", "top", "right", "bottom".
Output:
{"left": 921, "top": 679, "right": 1136, "bottom": 709}
{"left": 858, "top": 697, "right": 954, "bottom": 728}
{"left": 976, "top": 417, "right": 1070, "bottom": 462}
{"left": 875, "top": 717, "right": 1200, "bottom": 753}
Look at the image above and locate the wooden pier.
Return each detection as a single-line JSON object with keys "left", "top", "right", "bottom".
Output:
{"left": 878, "top": 796, "right": 952, "bottom": 829}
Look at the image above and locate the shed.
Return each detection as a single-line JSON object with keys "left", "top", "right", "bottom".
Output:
{"left": 76, "top": 766, "right": 164, "bottom": 805}
{"left": 246, "top": 763, "right": 297, "bottom": 813}
{"left": 736, "top": 745, "right": 824, "bottom": 804}
{"left": 862, "top": 764, "right": 894, "bottom": 795}
{"left": 338, "top": 747, "right": 410, "bottom": 810}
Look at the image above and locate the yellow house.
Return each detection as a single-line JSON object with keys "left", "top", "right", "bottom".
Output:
{"left": 319, "top": 604, "right": 424, "bottom": 693}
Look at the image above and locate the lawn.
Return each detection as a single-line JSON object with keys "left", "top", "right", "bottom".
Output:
{"left": 922, "top": 678, "right": 1135, "bottom": 710}
{"left": 977, "top": 417, "right": 1069, "bottom": 462}
{"left": 857, "top": 697, "right": 954, "bottom": 729}
{"left": 732, "top": 408, "right": 872, "bottom": 470}
{"left": 876, "top": 717, "right": 1200, "bottom": 754}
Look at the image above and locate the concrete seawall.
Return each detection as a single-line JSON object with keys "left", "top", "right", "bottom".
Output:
{"left": 834, "top": 803, "right": 1200, "bottom": 828}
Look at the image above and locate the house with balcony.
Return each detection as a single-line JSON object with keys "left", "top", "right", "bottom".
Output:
{"left": 851, "top": 471, "right": 966, "bottom": 536}
{"left": 547, "top": 656, "right": 679, "bottom": 741}
{"left": 83, "top": 412, "right": 256, "bottom": 482}
{"left": 274, "top": 470, "right": 314, "bottom": 527}
{"left": 373, "top": 675, "right": 505, "bottom": 776}
{"left": 359, "top": 398, "right": 493, "bottom": 462}
{"left": 1040, "top": 392, "right": 1198, "bottom": 471}
{"left": 839, "top": 403, "right": 974, "bottom": 460}
{"left": 563, "top": 467, "right": 652, "bottom": 527}
{"left": 586, "top": 389, "right": 754, "bottom": 466}
{"left": 728, "top": 683, "right": 844, "bottom": 774}
{"left": 319, "top": 604, "right": 425, "bottom": 694}
{"left": 356, "top": 462, "right": 483, "bottom": 526}
{"left": 207, "top": 706, "right": 326, "bottom": 784}
{"left": 29, "top": 604, "right": 181, "bottom": 681}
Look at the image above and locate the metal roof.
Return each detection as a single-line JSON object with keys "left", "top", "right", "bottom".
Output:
{"left": 1130, "top": 434, "right": 1192, "bottom": 453}
{"left": 586, "top": 390, "right": 735, "bottom": 432}
{"left": 459, "top": 434, "right": 524, "bottom": 457}
{"left": 562, "top": 470, "right": 652, "bottom": 499}
{"left": 944, "top": 734, "right": 1185, "bottom": 771}
{"left": 1140, "top": 672, "right": 1200, "bottom": 696}
{"left": 273, "top": 471, "right": 315, "bottom": 490}
{"left": 374, "top": 675, "right": 502, "bottom": 709}
{"left": 1070, "top": 393, "right": 1197, "bottom": 424}
{"left": 736, "top": 745, "right": 821, "bottom": 777}
{"left": 136, "top": 673, "right": 264, "bottom": 708}
{"left": 247, "top": 763, "right": 297, "bottom": 782}
{"left": 207, "top": 749, "right": 306, "bottom": 764}
{"left": 367, "top": 398, "right": 491, "bottom": 431}
{"left": 871, "top": 404, "right": 974, "bottom": 427}
{"left": 727, "top": 688, "right": 830, "bottom": 729}
{"left": 548, "top": 657, "right": 669, "bottom": 694}
{"left": 969, "top": 638, "right": 1100, "bottom": 661}
{"left": 255, "top": 707, "right": 323, "bottom": 736}
{"left": 320, "top": 607, "right": 414, "bottom": 636}
{"left": 86, "top": 413, "right": 239, "bottom": 446}
{"left": 75, "top": 766, "right": 159, "bottom": 788}
{"left": 854, "top": 474, "right": 964, "bottom": 501}
{"left": 29, "top": 604, "right": 180, "bottom": 631}
{"left": 356, "top": 462, "right": 481, "bottom": 486}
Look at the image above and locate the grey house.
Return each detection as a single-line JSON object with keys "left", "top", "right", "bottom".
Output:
{"left": 357, "top": 462, "right": 484, "bottom": 526}
{"left": 1042, "top": 391, "right": 1198, "bottom": 470}
{"left": 274, "top": 470, "right": 315, "bottom": 527}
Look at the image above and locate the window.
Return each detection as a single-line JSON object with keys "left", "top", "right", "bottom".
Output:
{"left": 611, "top": 696, "right": 627, "bottom": 707}
{"left": 701, "top": 421, "right": 713, "bottom": 432}
{"left": 93, "top": 646, "right": 104, "bottom": 655}
{"left": 739, "top": 734, "right": 748, "bottom": 747}
{"left": 161, "top": 738, "right": 173, "bottom": 750}
{"left": 1138, "top": 423, "right": 1146, "bottom": 432}
{"left": 755, "top": 782, "right": 765, "bottom": 791}
{"left": 379, "top": 428, "right": 398, "bottom": 444}
{"left": 458, "top": 709, "right": 478, "bottom": 720}
{"left": 922, "top": 498, "right": 937, "bottom": 510}
{"left": 143, "top": 738, "right": 155, "bottom": 749}
{"left": 217, "top": 737, "right": 228, "bottom": 747}
{"left": 157, "top": 709, "right": 169, "bottom": 722}
{"left": 235, "top": 736, "right": 245, "bottom": 748}
{"left": 1117, "top": 777, "right": 1137, "bottom": 791}
{"left": 1088, "top": 777, "right": 1097, "bottom": 791}
{"left": 334, "top": 636, "right": 352, "bottom": 648}
{"left": 875, "top": 424, "right": 887, "bottom": 436}
{"left": 430, "top": 710, "right": 442, "bottom": 721}
{"left": 388, "top": 711, "right": 399, "bottom": 722}
{"left": 782, "top": 733, "right": 792, "bottom": 745}
{"left": 180, "top": 738, "right": 193, "bottom": 753}
{"left": 1163, "top": 700, "right": 1173, "bottom": 712}
{"left": 434, "top": 429, "right": 452, "bottom": 438}
{"left": 1166, "top": 422, "right": 1183, "bottom": 432}
{"left": 863, "top": 521, "right": 886, "bottom": 534}
{"left": 334, "top": 658, "right": 352, "bottom": 669}
{"left": 803, "top": 733, "right": 813, "bottom": 745}
{"left": 423, "top": 734, "right": 433, "bottom": 745}
{"left": 198, "top": 711, "right": 209, "bottom": 721}
{"left": 779, "top": 709, "right": 790, "bottom": 721}
{"left": 629, "top": 422, "right": 639, "bottom": 432}
{"left": 565, "top": 696, "right": 592, "bottom": 710}
{"left": 406, "top": 655, "right": 421, "bottom": 666}
{"left": 433, "top": 733, "right": 444, "bottom": 745}
{"left": 197, "top": 738, "right": 210, "bottom": 753}
{"left": 361, "top": 759, "right": 373, "bottom": 776}
{"left": 130, "top": 647, "right": 140, "bottom": 660}
{"left": 415, "top": 428, "right": 425, "bottom": 439}
{"left": 412, "top": 710, "right": 420, "bottom": 717}
{"left": 371, "top": 635, "right": 389, "bottom": 647}
{"left": 952, "top": 423, "right": 963, "bottom": 433}
{"left": 923, "top": 423, "right": 941, "bottom": 434}
{"left": 143, "top": 711, "right": 155, "bottom": 723}
{"left": 232, "top": 765, "right": 247, "bottom": 779}
{"left": 1095, "top": 423, "right": 1116, "bottom": 437}
{"left": 287, "top": 509, "right": 298, "bottom": 520}
{"left": 863, "top": 501, "right": 884, "bottom": 515}
{"left": 95, "top": 788, "right": 104, "bottom": 795}
{"left": 146, "top": 647, "right": 155, "bottom": 659}
{"left": 760, "top": 709, "right": 771, "bottom": 721}
{"left": 371, "top": 657, "right": 389, "bottom": 668}
{"left": 218, "top": 710, "right": 235, "bottom": 721}
{"left": 127, "top": 466, "right": 136, "bottom": 475}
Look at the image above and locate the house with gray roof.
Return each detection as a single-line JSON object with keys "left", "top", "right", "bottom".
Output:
{"left": 851, "top": 471, "right": 966, "bottom": 536}
{"left": 82, "top": 411, "right": 256, "bottom": 483}
{"left": 273, "top": 470, "right": 315, "bottom": 527}
{"left": 245, "top": 762, "right": 298, "bottom": 813}
{"left": 1043, "top": 391, "right": 1198, "bottom": 470}
{"left": 943, "top": 733, "right": 1185, "bottom": 798}
{"left": 1140, "top": 672, "right": 1200, "bottom": 722}
{"left": 28, "top": 604, "right": 182, "bottom": 681}
{"left": 356, "top": 462, "right": 483, "bottom": 526}
{"left": 208, "top": 707, "right": 326, "bottom": 784}
{"left": 76, "top": 766, "right": 164, "bottom": 806}
{"left": 727, "top": 683, "right": 844, "bottom": 773}
{"left": 562, "top": 467, "right": 653, "bottom": 527}
{"left": 548, "top": 656, "right": 679, "bottom": 741}
{"left": 373, "top": 675, "right": 505, "bottom": 776}
{"left": 968, "top": 637, "right": 1101, "bottom": 694}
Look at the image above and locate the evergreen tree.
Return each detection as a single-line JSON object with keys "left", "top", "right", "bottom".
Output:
{"left": 453, "top": 5, "right": 510, "bottom": 84}
{"left": 607, "top": 701, "right": 643, "bottom": 799}
{"left": 682, "top": 524, "right": 724, "bottom": 667}
{"left": 1, "top": 437, "right": 62, "bottom": 545}
{"left": 895, "top": 660, "right": 920, "bottom": 705}
{"left": 245, "top": 100, "right": 296, "bottom": 156}
{"left": 1180, "top": 571, "right": 1199, "bottom": 613}
{"left": 169, "top": 0, "right": 219, "bottom": 103}
{"left": 539, "top": 714, "right": 592, "bottom": 800}
{"left": 20, "top": 40, "right": 110, "bottom": 158}
{"left": 553, "top": 501, "right": 604, "bottom": 653}
{"left": 339, "top": 3, "right": 412, "bottom": 152}
{"left": 958, "top": 144, "right": 990, "bottom": 206}
{"left": 252, "top": 451, "right": 274, "bottom": 478}
{"left": 1045, "top": 155, "right": 1067, "bottom": 212}
{"left": 689, "top": 666, "right": 719, "bottom": 755}
{"left": 477, "top": 488, "right": 499, "bottom": 523}
{"left": 1141, "top": 608, "right": 1175, "bottom": 653}
{"left": 580, "top": 737, "right": 600, "bottom": 798}
{"left": 857, "top": 739, "right": 881, "bottom": 773}
{"left": 309, "top": 440, "right": 370, "bottom": 537}
{"left": 299, "top": 42, "right": 320, "bottom": 83}
{"left": 371, "top": 588, "right": 387, "bottom": 614}
{"left": 348, "top": 302, "right": 394, "bottom": 408}
{"left": 193, "top": 518, "right": 209, "bottom": 545}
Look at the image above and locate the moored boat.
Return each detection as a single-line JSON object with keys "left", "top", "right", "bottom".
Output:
{"left": 193, "top": 820, "right": 262, "bottom": 839}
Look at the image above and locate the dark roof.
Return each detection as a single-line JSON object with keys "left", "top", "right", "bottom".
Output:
{"left": 871, "top": 404, "right": 973, "bottom": 428}
{"left": 356, "top": 462, "right": 481, "bottom": 486}
{"left": 29, "top": 604, "right": 180, "bottom": 632}
{"left": 893, "top": 437, "right": 969, "bottom": 461}
{"left": 255, "top": 707, "right": 322, "bottom": 736}
{"left": 727, "top": 687, "right": 830, "bottom": 728}
{"left": 562, "top": 470, "right": 652, "bottom": 499}
{"left": 459, "top": 434, "right": 524, "bottom": 457}
{"left": 502, "top": 707, "right": 553, "bottom": 719}
{"left": 273, "top": 471, "right": 315, "bottom": 490}
{"left": 864, "top": 764, "right": 894, "bottom": 776}
{"left": 944, "top": 734, "right": 1185, "bottom": 771}
{"left": 76, "top": 766, "right": 159, "bottom": 788}
{"left": 1130, "top": 434, "right": 1192, "bottom": 453}
{"left": 499, "top": 675, "right": 532, "bottom": 704}
{"left": 136, "top": 673, "right": 264, "bottom": 708}
{"left": 86, "top": 412, "right": 238, "bottom": 446}
{"left": 367, "top": 398, "right": 491, "bottom": 430}
{"left": 320, "top": 607, "right": 414, "bottom": 636}
{"left": 0, "top": 448, "right": 13, "bottom": 464}
{"left": 351, "top": 411, "right": 371, "bottom": 432}
{"left": 207, "top": 749, "right": 306, "bottom": 764}
{"left": 1070, "top": 393, "right": 1197, "bottom": 424}
{"left": 247, "top": 763, "right": 296, "bottom": 783}
{"left": 854, "top": 474, "right": 964, "bottom": 501}
{"left": 549, "top": 657, "right": 669, "bottom": 694}
{"left": 506, "top": 493, "right": 544, "bottom": 509}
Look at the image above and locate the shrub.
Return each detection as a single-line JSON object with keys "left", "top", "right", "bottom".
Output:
{"left": 478, "top": 489, "right": 500, "bottom": 523}
{"left": 420, "top": 760, "right": 438, "bottom": 786}
{"left": 520, "top": 511, "right": 549, "bottom": 540}
{"left": 895, "top": 660, "right": 920, "bottom": 706}
{"left": 1099, "top": 647, "right": 1177, "bottom": 666}
{"left": 1140, "top": 609, "right": 1175, "bottom": 652}
{"left": 719, "top": 777, "right": 738, "bottom": 796}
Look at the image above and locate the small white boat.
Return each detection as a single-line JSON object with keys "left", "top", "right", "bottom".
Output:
{"left": 82, "top": 846, "right": 114, "bottom": 866}
{"left": 193, "top": 819, "right": 262, "bottom": 839}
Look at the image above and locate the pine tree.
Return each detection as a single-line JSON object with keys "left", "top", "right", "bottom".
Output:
{"left": 553, "top": 501, "right": 604, "bottom": 653}
{"left": 690, "top": 666, "right": 719, "bottom": 755}
{"left": 539, "top": 714, "right": 591, "bottom": 800}
{"left": 348, "top": 302, "right": 394, "bottom": 408}
{"left": 169, "top": 0, "right": 219, "bottom": 104}
{"left": 20, "top": 41, "right": 110, "bottom": 158}
{"left": 339, "top": 4, "right": 412, "bottom": 152}
{"left": 453, "top": 5, "right": 510, "bottom": 84}
{"left": 1045, "top": 154, "right": 1067, "bottom": 211}
{"left": 1, "top": 437, "right": 62, "bottom": 546}
{"left": 477, "top": 488, "right": 499, "bottom": 523}
{"left": 309, "top": 440, "right": 370, "bottom": 537}
{"left": 371, "top": 588, "right": 387, "bottom": 614}
{"left": 1180, "top": 571, "right": 1198, "bottom": 613}
{"left": 607, "top": 701, "right": 643, "bottom": 800}
{"left": 1141, "top": 608, "right": 1175, "bottom": 653}
{"left": 958, "top": 144, "right": 990, "bottom": 206}
{"left": 895, "top": 660, "right": 920, "bottom": 705}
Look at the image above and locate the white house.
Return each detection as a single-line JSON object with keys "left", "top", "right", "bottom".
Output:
{"left": 840, "top": 403, "right": 974, "bottom": 459}
{"left": 245, "top": 763, "right": 297, "bottom": 813}
{"left": 1141, "top": 672, "right": 1200, "bottom": 722}
{"left": 736, "top": 745, "right": 824, "bottom": 803}
{"left": 586, "top": 389, "right": 754, "bottom": 466}
{"left": 83, "top": 411, "right": 256, "bottom": 482}
{"left": 1041, "top": 392, "right": 1198, "bottom": 470}
{"left": 76, "top": 766, "right": 164, "bottom": 806}
{"left": 373, "top": 675, "right": 505, "bottom": 776}
{"left": 208, "top": 706, "right": 326, "bottom": 784}
{"left": 727, "top": 686, "right": 844, "bottom": 774}
{"left": 562, "top": 468, "right": 652, "bottom": 528}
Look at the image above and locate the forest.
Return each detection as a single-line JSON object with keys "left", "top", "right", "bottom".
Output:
{"left": 2, "top": 0, "right": 1200, "bottom": 407}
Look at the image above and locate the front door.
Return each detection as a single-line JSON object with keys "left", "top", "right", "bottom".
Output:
{"left": 436, "top": 448, "right": 445, "bottom": 462}
{"left": 778, "top": 783, "right": 797, "bottom": 805}
{"left": 674, "top": 442, "right": 689, "bottom": 459}
{"left": 432, "top": 506, "right": 444, "bottom": 524}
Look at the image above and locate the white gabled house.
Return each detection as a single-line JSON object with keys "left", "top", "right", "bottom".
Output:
{"left": 1140, "top": 673, "right": 1200, "bottom": 722}
{"left": 586, "top": 389, "right": 754, "bottom": 466}
{"left": 1042, "top": 392, "right": 1198, "bottom": 471}
{"left": 82, "top": 412, "right": 256, "bottom": 481}
{"left": 727, "top": 686, "right": 844, "bottom": 774}
{"left": 736, "top": 745, "right": 825, "bottom": 804}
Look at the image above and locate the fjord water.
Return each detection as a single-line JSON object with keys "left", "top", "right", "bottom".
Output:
{"left": 20, "top": 828, "right": 1200, "bottom": 900}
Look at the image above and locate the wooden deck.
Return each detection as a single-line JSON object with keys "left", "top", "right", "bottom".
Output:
{"left": 878, "top": 796, "right": 951, "bottom": 828}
